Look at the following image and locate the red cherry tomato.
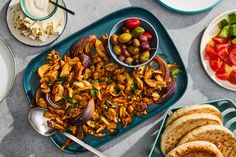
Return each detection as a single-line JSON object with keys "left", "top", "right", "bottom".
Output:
{"left": 125, "top": 19, "right": 140, "bottom": 29}
{"left": 143, "top": 32, "right": 153, "bottom": 40}
{"left": 228, "top": 70, "right": 236, "bottom": 84}
{"left": 229, "top": 48, "right": 236, "bottom": 66}
{"left": 215, "top": 64, "right": 227, "bottom": 80}
{"left": 205, "top": 44, "right": 217, "bottom": 60}
{"left": 217, "top": 47, "right": 229, "bottom": 63}
{"left": 215, "top": 43, "right": 230, "bottom": 52}
{"left": 210, "top": 59, "right": 223, "bottom": 72}
{"left": 212, "top": 37, "right": 228, "bottom": 44}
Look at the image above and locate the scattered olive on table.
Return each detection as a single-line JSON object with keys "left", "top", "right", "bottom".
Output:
{"left": 111, "top": 18, "right": 155, "bottom": 65}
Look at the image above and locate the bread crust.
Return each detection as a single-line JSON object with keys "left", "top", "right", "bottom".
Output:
{"left": 166, "top": 141, "right": 223, "bottom": 157}
{"left": 166, "top": 104, "right": 223, "bottom": 127}
{"left": 178, "top": 125, "right": 236, "bottom": 157}
{"left": 161, "top": 113, "right": 223, "bottom": 155}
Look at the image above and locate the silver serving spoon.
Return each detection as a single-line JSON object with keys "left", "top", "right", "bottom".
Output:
{"left": 28, "top": 107, "right": 108, "bottom": 157}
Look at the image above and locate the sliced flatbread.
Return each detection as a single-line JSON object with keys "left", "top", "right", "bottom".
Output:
{"left": 166, "top": 104, "right": 223, "bottom": 127}
{"left": 166, "top": 141, "right": 223, "bottom": 157}
{"left": 161, "top": 113, "right": 223, "bottom": 155}
{"left": 178, "top": 125, "right": 236, "bottom": 157}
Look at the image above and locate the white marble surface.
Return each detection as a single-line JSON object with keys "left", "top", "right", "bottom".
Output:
{"left": 0, "top": 0, "right": 235, "bottom": 157}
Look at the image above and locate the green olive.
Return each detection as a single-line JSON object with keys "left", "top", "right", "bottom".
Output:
{"left": 125, "top": 57, "right": 133, "bottom": 65}
{"left": 139, "top": 51, "right": 150, "bottom": 63}
{"left": 111, "top": 34, "right": 119, "bottom": 45}
{"left": 113, "top": 45, "right": 122, "bottom": 55}
{"left": 118, "top": 33, "right": 132, "bottom": 43}
{"left": 128, "top": 46, "right": 140, "bottom": 55}
{"left": 132, "top": 38, "right": 140, "bottom": 47}
{"left": 131, "top": 27, "right": 145, "bottom": 38}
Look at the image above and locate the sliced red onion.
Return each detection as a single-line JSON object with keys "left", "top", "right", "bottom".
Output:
{"left": 157, "top": 79, "right": 177, "bottom": 104}
{"left": 154, "top": 56, "right": 170, "bottom": 81}
{"left": 70, "top": 35, "right": 96, "bottom": 56}
{"left": 77, "top": 53, "right": 91, "bottom": 69}
{"left": 45, "top": 93, "right": 65, "bottom": 109}
{"left": 71, "top": 99, "right": 95, "bottom": 126}
{"left": 33, "top": 88, "right": 44, "bottom": 107}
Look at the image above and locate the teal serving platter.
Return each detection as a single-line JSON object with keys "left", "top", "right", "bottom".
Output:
{"left": 23, "top": 7, "right": 188, "bottom": 154}
{"left": 149, "top": 99, "right": 236, "bottom": 157}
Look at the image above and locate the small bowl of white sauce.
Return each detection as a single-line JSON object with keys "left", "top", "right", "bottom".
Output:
{"left": 20, "top": 0, "right": 58, "bottom": 21}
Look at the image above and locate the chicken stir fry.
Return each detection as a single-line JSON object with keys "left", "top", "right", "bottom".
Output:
{"left": 35, "top": 34, "right": 179, "bottom": 149}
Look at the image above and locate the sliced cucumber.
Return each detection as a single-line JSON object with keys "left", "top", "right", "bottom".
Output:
{"left": 218, "top": 18, "right": 229, "bottom": 29}
{"left": 228, "top": 13, "right": 236, "bottom": 24}
{"left": 230, "top": 24, "right": 236, "bottom": 36}
{"left": 218, "top": 26, "right": 230, "bottom": 38}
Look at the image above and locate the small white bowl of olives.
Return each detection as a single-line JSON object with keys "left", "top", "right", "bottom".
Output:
{"left": 108, "top": 17, "right": 159, "bottom": 68}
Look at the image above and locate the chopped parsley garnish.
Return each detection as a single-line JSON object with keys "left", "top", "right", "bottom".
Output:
{"left": 92, "top": 120, "right": 98, "bottom": 125}
{"left": 91, "top": 78, "right": 101, "bottom": 83}
{"left": 70, "top": 103, "right": 76, "bottom": 109}
{"left": 106, "top": 101, "right": 119, "bottom": 109}
{"left": 171, "top": 68, "right": 181, "bottom": 77}
{"left": 63, "top": 96, "right": 76, "bottom": 109}
{"left": 57, "top": 77, "right": 67, "bottom": 84}
{"left": 47, "top": 81, "right": 54, "bottom": 87}
{"left": 132, "top": 83, "right": 138, "bottom": 91}
{"left": 107, "top": 76, "right": 112, "bottom": 84}
{"left": 90, "top": 88, "right": 98, "bottom": 96}
{"left": 65, "top": 96, "right": 73, "bottom": 104}
{"left": 114, "top": 85, "right": 120, "bottom": 93}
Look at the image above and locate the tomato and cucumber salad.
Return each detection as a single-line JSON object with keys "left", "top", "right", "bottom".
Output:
{"left": 204, "top": 13, "right": 236, "bottom": 85}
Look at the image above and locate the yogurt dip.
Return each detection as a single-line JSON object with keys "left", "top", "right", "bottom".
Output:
{"left": 24, "top": 0, "right": 56, "bottom": 18}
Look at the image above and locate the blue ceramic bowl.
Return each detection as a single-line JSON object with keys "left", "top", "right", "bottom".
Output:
{"left": 108, "top": 17, "right": 159, "bottom": 68}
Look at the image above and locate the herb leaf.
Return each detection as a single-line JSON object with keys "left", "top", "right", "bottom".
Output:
{"left": 90, "top": 88, "right": 98, "bottom": 96}
{"left": 57, "top": 77, "right": 67, "bottom": 84}
{"left": 70, "top": 103, "right": 76, "bottom": 109}
{"left": 132, "top": 83, "right": 138, "bottom": 91}
{"left": 47, "top": 81, "right": 54, "bottom": 87}
{"left": 106, "top": 101, "right": 119, "bottom": 108}
{"left": 107, "top": 76, "right": 112, "bottom": 84}
{"left": 171, "top": 68, "right": 181, "bottom": 77}
{"left": 65, "top": 96, "right": 73, "bottom": 104}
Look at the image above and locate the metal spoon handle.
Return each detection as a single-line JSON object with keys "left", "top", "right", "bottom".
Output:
{"left": 49, "top": 0, "right": 75, "bottom": 15}
{"left": 62, "top": 132, "right": 108, "bottom": 157}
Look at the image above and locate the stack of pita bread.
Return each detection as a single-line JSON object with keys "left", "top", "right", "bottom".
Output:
{"left": 160, "top": 104, "right": 236, "bottom": 157}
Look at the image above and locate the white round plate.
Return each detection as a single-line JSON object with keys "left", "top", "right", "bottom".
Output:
{"left": 0, "top": 37, "right": 15, "bottom": 102}
{"left": 158, "top": 0, "right": 223, "bottom": 14}
{"left": 200, "top": 9, "right": 236, "bottom": 91}
{"left": 6, "top": 0, "right": 68, "bottom": 47}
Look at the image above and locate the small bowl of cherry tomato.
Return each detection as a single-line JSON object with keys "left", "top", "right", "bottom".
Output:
{"left": 108, "top": 17, "right": 159, "bottom": 68}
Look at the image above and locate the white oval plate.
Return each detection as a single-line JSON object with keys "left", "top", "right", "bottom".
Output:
{"left": 6, "top": 0, "right": 67, "bottom": 47}
{"left": 0, "top": 37, "right": 15, "bottom": 102}
{"left": 200, "top": 9, "right": 236, "bottom": 91}
{"left": 158, "top": 0, "right": 223, "bottom": 14}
